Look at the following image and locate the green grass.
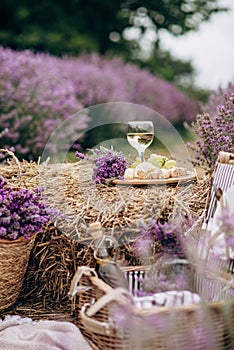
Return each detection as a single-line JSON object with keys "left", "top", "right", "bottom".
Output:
{"left": 65, "top": 126, "right": 196, "bottom": 163}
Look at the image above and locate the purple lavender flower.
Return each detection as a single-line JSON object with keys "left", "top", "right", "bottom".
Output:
{"left": 75, "top": 146, "right": 128, "bottom": 184}
{"left": 188, "top": 85, "right": 234, "bottom": 169}
{"left": 217, "top": 208, "right": 234, "bottom": 250}
{"left": 75, "top": 151, "right": 85, "bottom": 159}
{"left": 0, "top": 47, "right": 199, "bottom": 160}
{"left": 0, "top": 175, "right": 55, "bottom": 240}
{"left": 138, "top": 219, "right": 184, "bottom": 257}
{"left": 133, "top": 237, "right": 153, "bottom": 259}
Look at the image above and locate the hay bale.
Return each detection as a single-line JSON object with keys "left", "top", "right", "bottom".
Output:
{"left": 1, "top": 160, "right": 209, "bottom": 235}
{"left": 0, "top": 160, "right": 210, "bottom": 320}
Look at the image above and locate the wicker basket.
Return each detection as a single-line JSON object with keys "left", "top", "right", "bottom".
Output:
{"left": 69, "top": 262, "right": 234, "bottom": 350}
{"left": 0, "top": 234, "right": 36, "bottom": 311}
{"left": 0, "top": 148, "right": 36, "bottom": 312}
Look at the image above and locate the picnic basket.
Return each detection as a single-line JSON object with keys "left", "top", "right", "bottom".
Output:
{"left": 69, "top": 260, "right": 234, "bottom": 350}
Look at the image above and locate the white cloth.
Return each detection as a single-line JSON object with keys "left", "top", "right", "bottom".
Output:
{"left": 134, "top": 290, "right": 201, "bottom": 309}
{"left": 0, "top": 315, "right": 91, "bottom": 350}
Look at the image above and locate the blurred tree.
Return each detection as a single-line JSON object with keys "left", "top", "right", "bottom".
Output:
{"left": 0, "top": 0, "right": 227, "bottom": 96}
{"left": 0, "top": 0, "right": 227, "bottom": 54}
{"left": 131, "top": 49, "right": 210, "bottom": 103}
{"left": 130, "top": 48, "right": 195, "bottom": 86}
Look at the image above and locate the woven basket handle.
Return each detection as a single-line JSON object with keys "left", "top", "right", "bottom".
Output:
{"left": 81, "top": 288, "right": 133, "bottom": 338}
{"left": 68, "top": 266, "right": 97, "bottom": 298}
{"left": 86, "top": 287, "right": 133, "bottom": 317}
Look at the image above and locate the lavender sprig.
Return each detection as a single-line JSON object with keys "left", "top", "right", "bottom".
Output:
{"left": 188, "top": 86, "right": 234, "bottom": 170}
{"left": 75, "top": 146, "right": 128, "bottom": 184}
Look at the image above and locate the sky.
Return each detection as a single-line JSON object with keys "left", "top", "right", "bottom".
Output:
{"left": 160, "top": 0, "right": 234, "bottom": 90}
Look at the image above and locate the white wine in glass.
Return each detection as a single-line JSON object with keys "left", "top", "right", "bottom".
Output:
{"left": 127, "top": 121, "right": 154, "bottom": 162}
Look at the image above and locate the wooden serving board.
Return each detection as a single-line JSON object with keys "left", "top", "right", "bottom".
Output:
{"left": 111, "top": 170, "right": 197, "bottom": 186}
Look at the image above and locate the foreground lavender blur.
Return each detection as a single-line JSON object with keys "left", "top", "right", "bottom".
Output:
{"left": 110, "top": 209, "right": 234, "bottom": 349}
{"left": 0, "top": 46, "right": 199, "bottom": 159}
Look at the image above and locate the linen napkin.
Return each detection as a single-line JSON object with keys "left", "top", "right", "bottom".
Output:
{"left": 0, "top": 315, "right": 91, "bottom": 350}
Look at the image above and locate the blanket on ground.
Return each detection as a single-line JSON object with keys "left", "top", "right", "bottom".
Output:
{"left": 0, "top": 315, "right": 91, "bottom": 350}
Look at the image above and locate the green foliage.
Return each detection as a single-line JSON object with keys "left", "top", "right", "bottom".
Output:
{"left": 0, "top": 27, "right": 97, "bottom": 56}
{"left": 0, "top": 0, "right": 227, "bottom": 56}
{"left": 179, "top": 86, "right": 210, "bottom": 105}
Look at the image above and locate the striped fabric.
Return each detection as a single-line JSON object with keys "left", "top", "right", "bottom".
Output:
{"left": 218, "top": 256, "right": 234, "bottom": 274}
{"left": 205, "top": 163, "right": 234, "bottom": 226}
{"left": 125, "top": 267, "right": 233, "bottom": 306}
{"left": 124, "top": 270, "right": 146, "bottom": 296}
{"left": 193, "top": 272, "right": 232, "bottom": 301}
{"left": 227, "top": 258, "right": 234, "bottom": 273}
{"left": 191, "top": 253, "right": 234, "bottom": 300}
{"left": 203, "top": 160, "right": 234, "bottom": 272}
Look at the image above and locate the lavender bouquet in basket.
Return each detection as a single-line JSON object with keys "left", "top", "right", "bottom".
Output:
{"left": 0, "top": 175, "right": 53, "bottom": 240}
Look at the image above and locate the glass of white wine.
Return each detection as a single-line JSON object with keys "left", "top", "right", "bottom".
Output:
{"left": 127, "top": 121, "right": 154, "bottom": 162}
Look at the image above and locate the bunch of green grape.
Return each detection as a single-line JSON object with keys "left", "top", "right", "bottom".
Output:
{"left": 131, "top": 154, "right": 176, "bottom": 169}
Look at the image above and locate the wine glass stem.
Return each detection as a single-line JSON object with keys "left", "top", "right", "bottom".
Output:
{"left": 140, "top": 151, "right": 144, "bottom": 162}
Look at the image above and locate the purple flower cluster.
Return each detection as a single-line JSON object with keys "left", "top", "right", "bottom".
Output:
{"left": 72, "top": 54, "right": 199, "bottom": 124}
{"left": 204, "top": 83, "right": 234, "bottom": 115}
{"left": 0, "top": 47, "right": 88, "bottom": 159}
{"left": 138, "top": 219, "right": 184, "bottom": 257}
{"left": 0, "top": 47, "right": 199, "bottom": 159}
{"left": 0, "top": 175, "right": 53, "bottom": 240}
{"left": 188, "top": 85, "right": 234, "bottom": 169}
{"left": 137, "top": 273, "right": 179, "bottom": 296}
{"left": 76, "top": 147, "right": 128, "bottom": 184}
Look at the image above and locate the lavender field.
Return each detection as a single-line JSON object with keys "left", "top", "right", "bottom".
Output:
{"left": 0, "top": 46, "right": 202, "bottom": 160}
